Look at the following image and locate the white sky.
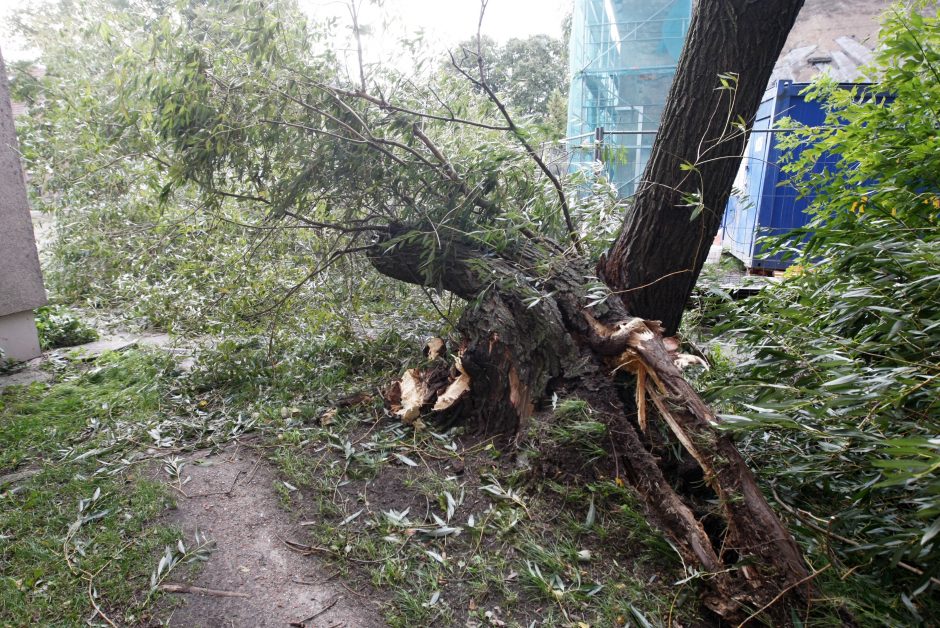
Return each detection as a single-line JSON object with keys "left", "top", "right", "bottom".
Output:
{"left": 0, "top": 0, "right": 571, "bottom": 62}
{"left": 317, "top": 0, "right": 570, "bottom": 43}
{"left": 307, "top": 0, "right": 571, "bottom": 77}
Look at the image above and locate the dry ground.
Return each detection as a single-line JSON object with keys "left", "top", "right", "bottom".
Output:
{"left": 157, "top": 441, "right": 384, "bottom": 628}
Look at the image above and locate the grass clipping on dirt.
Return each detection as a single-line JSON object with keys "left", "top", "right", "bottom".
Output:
{"left": 0, "top": 329, "right": 695, "bottom": 627}
{"left": 261, "top": 346, "right": 697, "bottom": 627}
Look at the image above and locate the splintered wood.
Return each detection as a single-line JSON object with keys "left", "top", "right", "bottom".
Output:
{"left": 432, "top": 359, "right": 470, "bottom": 411}
{"left": 602, "top": 317, "right": 811, "bottom": 618}
{"left": 384, "top": 320, "right": 810, "bottom": 620}
{"left": 396, "top": 369, "right": 430, "bottom": 424}
{"left": 601, "top": 319, "right": 708, "bottom": 434}
{"left": 386, "top": 337, "right": 470, "bottom": 425}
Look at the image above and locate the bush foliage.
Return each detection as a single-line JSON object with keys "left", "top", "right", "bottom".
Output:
{"left": 700, "top": 4, "right": 940, "bottom": 621}
{"left": 34, "top": 306, "right": 99, "bottom": 350}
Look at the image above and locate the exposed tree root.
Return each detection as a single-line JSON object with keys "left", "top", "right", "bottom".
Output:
{"left": 586, "top": 317, "right": 811, "bottom": 620}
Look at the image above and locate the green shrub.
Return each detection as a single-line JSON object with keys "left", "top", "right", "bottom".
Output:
{"left": 34, "top": 305, "right": 99, "bottom": 350}
{"left": 698, "top": 4, "right": 940, "bottom": 622}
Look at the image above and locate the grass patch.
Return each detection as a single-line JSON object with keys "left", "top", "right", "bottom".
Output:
{"left": 0, "top": 326, "right": 753, "bottom": 625}
{"left": 0, "top": 350, "right": 182, "bottom": 625}
{"left": 545, "top": 399, "right": 608, "bottom": 464}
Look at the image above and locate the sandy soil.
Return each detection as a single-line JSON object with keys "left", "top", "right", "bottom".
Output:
{"left": 158, "top": 442, "right": 385, "bottom": 628}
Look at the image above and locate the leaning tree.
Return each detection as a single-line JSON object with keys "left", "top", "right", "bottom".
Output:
{"left": 125, "top": 0, "right": 811, "bottom": 619}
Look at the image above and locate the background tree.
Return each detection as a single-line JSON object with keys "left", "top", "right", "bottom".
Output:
{"left": 450, "top": 33, "right": 568, "bottom": 137}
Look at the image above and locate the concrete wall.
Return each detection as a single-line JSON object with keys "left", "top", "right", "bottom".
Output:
{"left": 0, "top": 310, "right": 41, "bottom": 362}
{"left": 0, "top": 46, "right": 46, "bottom": 363}
{"left": 773, "top": 0, "right": 892, "bottom": 82}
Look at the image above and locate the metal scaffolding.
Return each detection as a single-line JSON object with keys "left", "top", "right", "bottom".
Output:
{"left": 566, "top": 0, "right": 692, "bottom": 196}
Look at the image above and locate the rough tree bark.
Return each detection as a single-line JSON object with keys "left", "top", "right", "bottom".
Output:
{"left": 367, "top": 0, "right": 814, "bottom": 621}
{"left": 600, "top": 0, "right": 806, "bottom": 335}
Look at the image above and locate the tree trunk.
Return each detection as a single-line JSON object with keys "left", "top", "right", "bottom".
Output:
{"left": 367, "top": 1, "right": 815, "bottom": 620}
{"left": 370, "top": 226, "right": 582, "bottom": 435}
{"left": 599, "top": 0, "right": 805, "bottom": 336}
{"left": 370, "top": 229, "right": 811, "bottom": 621}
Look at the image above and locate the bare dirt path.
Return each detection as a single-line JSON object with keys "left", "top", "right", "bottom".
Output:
{"left": 16, "top": 211, "right": 386, "bottom": 625}
{"left": 159, "top": 441, "right": 385, "bottom": 628}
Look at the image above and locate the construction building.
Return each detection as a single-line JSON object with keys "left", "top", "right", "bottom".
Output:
{"left": 565, "top": 0, "right": 891, "bottom": 269}
{"left": 565, "top": 0, "right": 691, "bottom": 197}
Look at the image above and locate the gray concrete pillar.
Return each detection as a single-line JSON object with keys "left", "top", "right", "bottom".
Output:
{"left": 0, "top": 46, "right": 46, "bottom": 364}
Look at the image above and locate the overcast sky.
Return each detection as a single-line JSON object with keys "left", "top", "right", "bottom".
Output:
{"left": 315, "top": 0, "right": 570, "bottom": 43}
{"left": 0, "top": 0, "right": 572, "bottom": 62}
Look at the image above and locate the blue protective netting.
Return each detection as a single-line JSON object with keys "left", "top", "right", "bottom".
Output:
{"left": 566, "top": 0, "right": 692, "bottom": 196}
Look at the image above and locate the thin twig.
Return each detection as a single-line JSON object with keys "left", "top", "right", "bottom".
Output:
{"left": 347, "top": 0, "right": 368, "bottom": 91}
{"left": 279, "top": 209, "right": 390, "bottom": 234}
{"left": 182, "top": 469, "right": 245, "bottom": 499}
{"left": 338, "top": 580, "right": 371, "bottom": 599}
{"left": 158, "top": 583, "right": 250, "bottom": 598}
{"left": 328, "top": 84, "right": 510, "bottom": 131}
{"left": 290, "top": 595, "right": 341, "bottom": 627}
{"left": 251, "top": 242, "right": 373, "bottom": 319}
{"left": 245, "top": 455, "right": 264, "bottom": 485}
{"left": 736, "top": 565, "right": 830, "bottom": 627}
{"left": 87, "top": 577, "right": 118, "bottom": 628}
{"left": 446, "top": 1, "right": 580, "bottom": 251}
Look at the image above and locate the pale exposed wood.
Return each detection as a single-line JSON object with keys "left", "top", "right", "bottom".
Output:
{"left": 158, "top": 583, "right": 250, "bottom": 598}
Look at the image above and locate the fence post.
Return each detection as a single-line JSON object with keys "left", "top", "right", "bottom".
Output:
{"left": 594, "top": 126, "right": 605, "bottom": 162}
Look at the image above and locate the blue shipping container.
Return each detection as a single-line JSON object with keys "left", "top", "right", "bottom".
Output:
{"left": 722, "top": 80, "right": 891, "bottom": 271}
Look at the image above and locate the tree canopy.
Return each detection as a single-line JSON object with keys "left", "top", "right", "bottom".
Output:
{"left": 450, "top": 33, "right": 569, "bottom": 136}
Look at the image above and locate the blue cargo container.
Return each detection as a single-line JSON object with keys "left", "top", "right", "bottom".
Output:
{"left": 722, "top": 80, "right": 891, "bottom": 271}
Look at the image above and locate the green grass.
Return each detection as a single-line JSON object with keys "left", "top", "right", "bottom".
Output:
{"left": 0, "top": 328, "right": 698, "bottom": 626}
{"left": 0, "top": 351, "right": 171, "bottom": 469}
{"left": 0, "top": 350, "right": 180, "bottom": 626}
{"left": 546, "top": 398, "right": 609, "bottom": 463}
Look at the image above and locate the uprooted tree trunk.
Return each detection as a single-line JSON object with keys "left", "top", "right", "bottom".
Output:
{"left": 135, "top": 0, "right": 814, "bottom": 617}
{"left": 370, "top": 0, "right": 812, "bottom": 621}
{"left": 370, "top": 229, "right": 809, "bottom": 621}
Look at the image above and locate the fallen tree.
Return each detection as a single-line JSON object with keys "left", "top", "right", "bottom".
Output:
{"left": 122, "top": 0, "right": 814, "bottom": 619}
{"left": 372, "top": 0, "right": 809, "bottom": 618}
{"left": 371, "top": 227, "right": 810, "bottom": 620}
